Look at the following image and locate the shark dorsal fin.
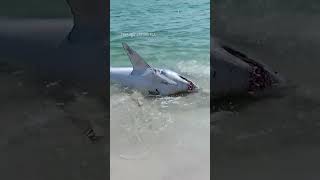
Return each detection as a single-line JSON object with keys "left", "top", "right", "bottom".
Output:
{"left": 122, "top": 43, "right": 151, "bottom": 75}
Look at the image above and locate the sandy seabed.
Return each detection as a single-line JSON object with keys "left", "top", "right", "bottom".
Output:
{"left": 0, "top": 70, "right": 108, "bottom": 180}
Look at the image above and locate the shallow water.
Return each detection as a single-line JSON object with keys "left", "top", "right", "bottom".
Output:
{"left": 110, "top": 0, "right": 210, "bottom": 179}
{"left": 0, "top": 69, "right": 108, "bottom": 180}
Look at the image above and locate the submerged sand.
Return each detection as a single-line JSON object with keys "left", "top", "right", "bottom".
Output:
{"left": 0, "top": 69, "right": 108, "bottom": 179}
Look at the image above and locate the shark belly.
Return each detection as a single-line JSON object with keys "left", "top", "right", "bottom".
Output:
{"left": 110, "top": 67, "right": 132, "bottom": 85}
{"left": 110, "top": 67, "right": 158, "bottom": 94}
{"left": 110, "top": 67, "right": 146, "bottom": 89}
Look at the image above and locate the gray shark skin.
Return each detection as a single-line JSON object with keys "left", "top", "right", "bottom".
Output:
{"left": 211, "top": 37, "right": 287, "bottom": 99}
{"left": 111, "top": 43, "right": 198, "bottom": 96}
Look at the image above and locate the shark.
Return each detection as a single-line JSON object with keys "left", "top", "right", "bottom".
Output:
{"left": 110, "top": 43, "right": 198, "bottom": 96}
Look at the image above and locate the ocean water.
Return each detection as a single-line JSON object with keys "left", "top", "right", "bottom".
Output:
{"left": 110, "top": 0, "right": 210, "bottom": 179}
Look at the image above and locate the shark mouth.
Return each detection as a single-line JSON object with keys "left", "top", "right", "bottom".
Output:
{"left": 221, "top": 45, "right": 283, "bottom": 95}
{"left": 247, "top": 60, "right": 273, "bottom": 93}
{"left": 179, "top": 75, "right": 198, "bottom": 92}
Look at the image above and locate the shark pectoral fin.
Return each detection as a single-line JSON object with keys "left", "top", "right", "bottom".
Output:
{"left": 149, "top": 89, "right": 160, "bottom": 96}
{"left": 122, "top": 43, "right": 151, "bottom": 75}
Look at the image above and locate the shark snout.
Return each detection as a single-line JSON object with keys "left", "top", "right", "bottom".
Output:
{"left": 187, "top": 81, "right": 199, "bottom": 92}
{"left": 177, "top": 74, "right": 199, "bottom": 93}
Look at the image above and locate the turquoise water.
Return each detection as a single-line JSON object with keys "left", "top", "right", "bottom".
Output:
{"left": 111, "top": 0, "right": 210, "bottom": 88}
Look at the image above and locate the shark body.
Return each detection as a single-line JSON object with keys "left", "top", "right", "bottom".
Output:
{"left": 110, "top": 43, "right": 198, "bottom": 96}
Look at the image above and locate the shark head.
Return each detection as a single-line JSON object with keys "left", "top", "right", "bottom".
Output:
{"left": 122, "top": 43, "right": 198, "bottom": 96}
{"left": 150, "top": 68, "right": 198, "bottom": 95}
{"left": 212, "top": 39, "right": 289, "bottom": 98}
